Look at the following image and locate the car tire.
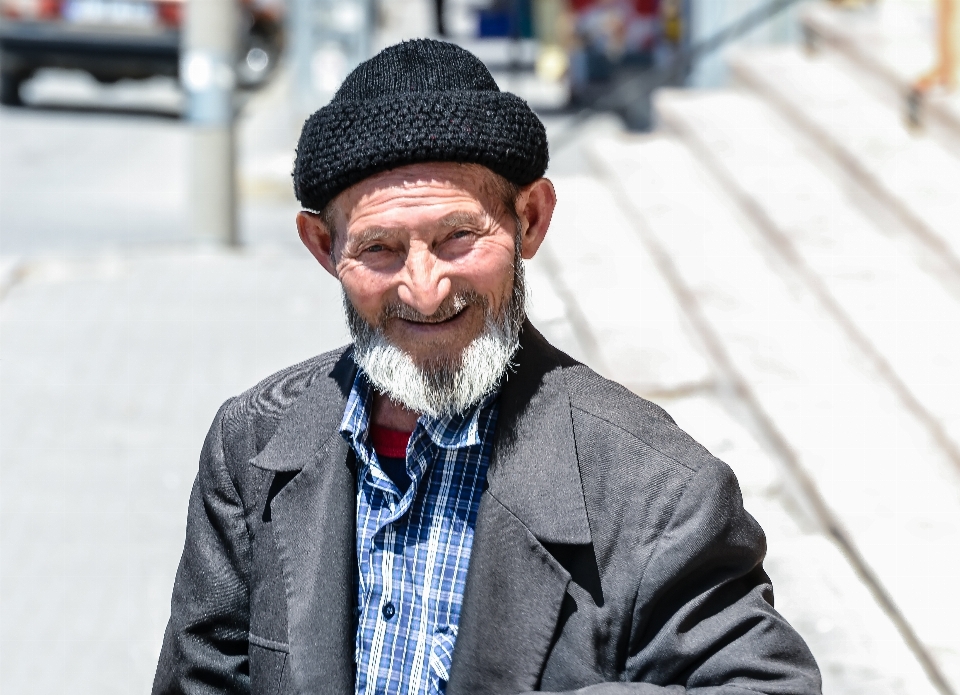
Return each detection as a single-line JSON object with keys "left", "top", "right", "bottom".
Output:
{"left": 0, "top": 71, "right": 26, "bottom": 107}
{"left": 237, "top": 38, "right": 276, "bottom": 89}
{"left": 237, "top": 20, "right": 281, "bottom": 90}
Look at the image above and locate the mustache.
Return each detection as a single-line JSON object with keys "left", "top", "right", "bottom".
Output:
{"left": 378, "top": 290, "right": 488, "bottom": 326}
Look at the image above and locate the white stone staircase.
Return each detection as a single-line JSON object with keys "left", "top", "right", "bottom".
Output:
{"left": 543, "top": 3, "right": 960, "bottom": 693}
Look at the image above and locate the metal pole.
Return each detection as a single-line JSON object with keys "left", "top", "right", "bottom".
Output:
{"left": 288, "top": 0, "right": 314, "bottom": 117}
{"left": 182, "top": 0, "right": 239, "bottom": 245}
{"left": 288, "top": 0, "right": 373, "bottom": 119}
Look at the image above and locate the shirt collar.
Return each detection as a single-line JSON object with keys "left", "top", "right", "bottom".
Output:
{"left": 339, "top": 369, "right": 495, "bottom": 452}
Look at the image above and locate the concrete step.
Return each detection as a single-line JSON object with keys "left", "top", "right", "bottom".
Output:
{"left": 800, "top": 0, "right": 960, "bottom": 156}
{"left": 728, "top": 45, "right": 960, "bottom": 279}
{"left": 656, "top": 86, "right": 960, "bottom": 477}
{"left": 532, "top": 173, "right": 713, "bottom": 398}
{"left": 525, "top": 252, "right": 595, "bottom": 366}
{"left": 590, "top": 132, "right": 960, "bottom": 694}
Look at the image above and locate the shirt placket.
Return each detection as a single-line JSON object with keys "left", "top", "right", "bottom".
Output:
{"left": 405, "top": 443, "right": 460, "bottom": 692}
{"left": 358, "top": 434, "right": 433, "bottom": 695}
{"left": 343, "top": 375, "right": 495, "bottom": 695}
{"left": 361, "top": 440, "right": 426, "bottom": 597}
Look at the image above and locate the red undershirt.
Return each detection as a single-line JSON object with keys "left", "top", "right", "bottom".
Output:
{"left": 369, "top": 424, "right": 413, "bottom": 493}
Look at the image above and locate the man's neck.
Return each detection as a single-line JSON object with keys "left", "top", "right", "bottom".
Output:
{"left": 371, "top": 392, "right": 420, "bottom": 432}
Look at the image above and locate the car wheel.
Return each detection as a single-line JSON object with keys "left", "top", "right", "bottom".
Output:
{"left": 0, "top": 71, "right": 26, "bottom": 107}
{"left": 237, "top": 33, "right": 279, "bottom": 89}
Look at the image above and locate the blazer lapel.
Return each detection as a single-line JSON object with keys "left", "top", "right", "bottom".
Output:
{"left": 448, "top": 323, "right": 592, "bottom": 695}
{"left": 250, "top": 352, "right": 358, "bottom": 695}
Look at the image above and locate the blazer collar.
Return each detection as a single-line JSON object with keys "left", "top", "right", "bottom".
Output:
{"left": 486, "top": 321, "right": 592, "bottom": 545}
{"left": 449, "top": 323, "right": 592, "bottom": 694}
{"left": 249, "top": 351, "right": 358, "bottom": 694}
{"left": 249, "top": 350, "right": 357, "bottom": 473}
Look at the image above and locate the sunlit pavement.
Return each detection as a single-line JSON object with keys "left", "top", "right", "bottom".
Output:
{"left": 0, "top": 68, "right": 304, "bottom": 257}
{"left": 3, "top": 3, "right": 960, "bottom": 693}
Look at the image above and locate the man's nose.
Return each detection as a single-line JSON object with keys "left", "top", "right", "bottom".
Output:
{"left": 397, "top": 246, "right": 452, "bottom": 316}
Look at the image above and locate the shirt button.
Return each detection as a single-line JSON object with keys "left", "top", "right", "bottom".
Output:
{"left": 381, "top": 602, "right": 396, "bottom": 620}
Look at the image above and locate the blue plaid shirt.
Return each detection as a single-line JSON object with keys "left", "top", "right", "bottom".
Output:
{"left": 340, "top": 371, "right": 499, "bottom": 695}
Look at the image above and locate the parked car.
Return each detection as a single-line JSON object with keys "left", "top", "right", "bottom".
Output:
{"left": 0, "top": 0, "right": 283, "bottom": 106}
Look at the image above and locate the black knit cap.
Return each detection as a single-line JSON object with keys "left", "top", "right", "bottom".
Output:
{"left": 293, "top": 39, "right": 549, "bottom": 212}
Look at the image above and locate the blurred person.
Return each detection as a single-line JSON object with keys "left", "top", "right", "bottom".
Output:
{"left": 152, "top": 39, "right": 821, "bottom": 695}
{"left": 569, "top": 0, "right": 660, "bottom": 103}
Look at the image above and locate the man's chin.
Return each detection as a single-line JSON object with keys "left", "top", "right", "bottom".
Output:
{"left": 345, "top": 284, "right": 523, "bottom": 417}
{"left": 354, "top": 325, "right": 516, "bottom": 419}
{"left": 383, "top": 336, "right": 474, "bottom": 370}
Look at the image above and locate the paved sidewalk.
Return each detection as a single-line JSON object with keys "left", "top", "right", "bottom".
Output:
{"left": 1, "top": 249, "right": 349, "bottom": 693}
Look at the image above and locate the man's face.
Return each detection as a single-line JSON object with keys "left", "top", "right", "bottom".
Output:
{"left": 298, "top": 162, "right": 556, "bottom": 415}
{"left": 328, "top": 162, "right": 523, "bottom": 367}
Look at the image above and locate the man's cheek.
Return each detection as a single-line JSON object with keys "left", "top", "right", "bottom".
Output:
{"left": 471, "top": 238, "right": 516, "bottom": 270}
{"left": 343, "top": 289, "right": 384, "bottom": 326}
{"left": 460, "top": 259, "right": 514, "bottom": 299}
{"left": 342, "top": 269, "right": 383, "bottom": 307}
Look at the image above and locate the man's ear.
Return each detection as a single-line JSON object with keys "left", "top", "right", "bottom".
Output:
{"left": 515, "top": 178, "right": 556, "bottom": 260}
{"left": 297, "top": 211, "right": 339, "bottom": 278}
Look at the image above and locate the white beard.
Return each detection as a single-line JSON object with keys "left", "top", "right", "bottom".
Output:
{"left": 345, "top": 263, "right": 525, "bottom": 419}
{"left": 350, "top": 312, "right": 519, "bottom": 419}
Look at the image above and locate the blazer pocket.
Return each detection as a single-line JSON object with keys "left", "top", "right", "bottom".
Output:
{"left": 250, "top": 634, "right": 289, "bottom": 695}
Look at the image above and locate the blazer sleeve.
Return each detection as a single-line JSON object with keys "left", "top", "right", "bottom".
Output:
{"left": 153, "top": 400, "right": 253, "bottom": 695}
{"left": 625, "top": 459, "right": 820, "bottom": 693}
{"left": 525, "top": 459, "right": 822, "bottom": 695}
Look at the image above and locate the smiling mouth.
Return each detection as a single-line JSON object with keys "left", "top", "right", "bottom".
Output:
{"left": 400, "top": 306, "right": 469, "bottom": 326}
{"left": 383, "top": 291, "right": 483, "bottom": 328}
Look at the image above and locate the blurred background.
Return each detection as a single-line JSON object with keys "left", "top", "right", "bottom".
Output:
{"left": 2, "top": 0, "right": 960, "bottom": 693}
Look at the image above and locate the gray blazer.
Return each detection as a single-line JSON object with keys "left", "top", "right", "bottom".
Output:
{"left": 153, "top": 322, "right": 821, "bottom": 695}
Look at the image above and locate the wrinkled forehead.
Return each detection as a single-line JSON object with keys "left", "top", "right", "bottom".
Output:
{"left": 329, "top": 162, "right": 517, "bottom": 233}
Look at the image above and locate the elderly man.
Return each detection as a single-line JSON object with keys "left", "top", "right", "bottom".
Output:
{"left": 153, "top": 40, "right": 820, "bottom": 695}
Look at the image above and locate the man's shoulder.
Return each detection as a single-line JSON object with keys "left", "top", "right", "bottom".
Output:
{"left": 219, "top": 344, "right": 352, "bottom": 454}
{"left": 557, "top": 360, "right": 718, "bottom": 479}
{"left": 551, "top": 359, "right": 745, "bottom": 550}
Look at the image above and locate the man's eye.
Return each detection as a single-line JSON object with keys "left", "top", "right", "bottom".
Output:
{"left": 451, "top": 230, "right": 473, "bottom": 240}
{"left": 364, "top": 244, "right": 387, "bottom": 253}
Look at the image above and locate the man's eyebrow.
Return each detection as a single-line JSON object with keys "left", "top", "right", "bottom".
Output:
{"left": 438, "top": 211, "right": 486, "bottom": 228}
{"left": 345, "top": 226, "right": 397, "bottom": 247}
{"left": 346, "top": 213, "right": 487, "bottom": 246}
